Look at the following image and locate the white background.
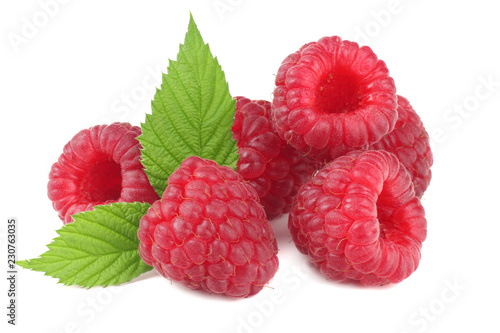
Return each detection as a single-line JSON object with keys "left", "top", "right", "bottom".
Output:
{"left": 1, "top": 1, "right": 499, "bottom": 332}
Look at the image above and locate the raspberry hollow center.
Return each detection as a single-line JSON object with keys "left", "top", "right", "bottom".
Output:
{"left": 316, "top": 71, "right": 361, "bottom": 114}
{"left": 81, "top": 159, "right": 122, "bottom": 202}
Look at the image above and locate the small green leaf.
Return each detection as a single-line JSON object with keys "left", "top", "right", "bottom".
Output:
{"left": 17, "top": 202, "right": 152, "bottom": 288}
{"left": 139, "top": 14, "right": 238, "bottom": 196}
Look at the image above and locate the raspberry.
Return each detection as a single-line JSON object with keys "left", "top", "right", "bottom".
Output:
{"left": 289, "top": 150, "right": 426, "bottom": 285}
{"left": 47, "top": 122, "right": 159, "bottom": 224}
{"left": 272, "top": 36, "right": 397, "bottom": 163}
{"left": 138, "top": 156, "right": 279, "bottom": 298}
{"left": 232, "top": 97, "right": 317, "bottom": 219}
{"left": 369, "top": 96, "right": 433, "bottom": 197}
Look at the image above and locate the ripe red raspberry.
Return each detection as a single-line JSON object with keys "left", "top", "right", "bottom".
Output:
{"left": 289, "top": 150, "right": 427, "bottom": 285}
{"left": 48, "top": 122, "right": 159, "bottom": 224}
{"left": 138, "top": 156, "right": 279, "bottom": 298}
{"left": 369, "top": 96, "right": 433, "bottom": 197}
{"left": 272, "top": 36, "right": 397, "bottom": 163}
{"left": 232, "top": 97, "right": 317, "bottom": 219}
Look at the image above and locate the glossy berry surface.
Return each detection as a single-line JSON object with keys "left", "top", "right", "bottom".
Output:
{"left": 232, "top": 97, "right": 317, "bottom": 219}
{"left": 289, "top": 150, "right": 427, "bottom": 285}
{"left": 47, "top": 122, "right": 159, "bottom": 224}
{"left": 369, "top": 96, "right": 433, "bottom": 197}
{"left": 272, "top": 36, "right": 397, "bottom": 163}
{"left": 138, "top": 156, "right": 279, "bottom": 298}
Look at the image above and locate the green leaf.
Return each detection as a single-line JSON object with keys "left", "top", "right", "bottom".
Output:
{"left": 139, "top": 14, "right": 238, "bottom": 196}
{"left": 17, "top": 202, "right": 152, "bottom": 288}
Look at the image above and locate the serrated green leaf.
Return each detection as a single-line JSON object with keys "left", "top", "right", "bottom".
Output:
{"left": 17, "top": 202, "right": 152, "bottom": 288}
{"left": 139, "top": 14, "right": 238, "bottom": 196}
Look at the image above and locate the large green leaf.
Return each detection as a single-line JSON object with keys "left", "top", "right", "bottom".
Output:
{"left": 17, "top": 202, "right": 152, "bottom": 288}
{"left": 139, "top": 14, "right": 237, "bottom": 196}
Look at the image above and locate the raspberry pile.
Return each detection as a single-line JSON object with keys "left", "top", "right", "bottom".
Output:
{"left": 47, "top": 122, "right": 159, "bottom": 224}
{"left": 273, "top": 36, "right": 432, "bottom": 285}
{"left": 46, "top": 34, "right": 432, "bottom": 295}
{"left": 138, "top": 156, "right": 279, "bottom": 297}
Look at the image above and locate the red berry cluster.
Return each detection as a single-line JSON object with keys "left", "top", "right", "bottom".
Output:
{"left": 272, "top": 36, "right": 432, "bottom": 284}
{"left": 47, "top": 35, "right": 432, "bottom": 296}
